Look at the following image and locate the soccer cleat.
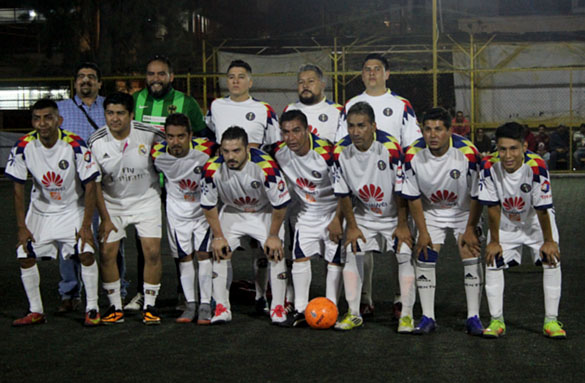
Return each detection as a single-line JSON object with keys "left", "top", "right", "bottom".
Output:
{"left": 270, "top": 304, "right": 287, "bottom": 325}
{"left": 359, "top": 303, "right": 375, "bottom": 318}
{"left": 84, "top": 309, "right": 101, "bottom": 327}
{"left": 210, "top": 303, "right": 232, "bottom": 324}
{"left": 483, "top": 319, "right": 506, "bottom": 338}
{"left": 413, "top": 315, "right": 437, "bottom": 335}
{"left": 543, "top": 320, "right": 567, "bottom": 339}
{"left": 334, "top": 312, "right": 363, "bottom": 331}
{"left": 197, "top": 303, "right": 212, "bottom": 325}
{"left": 101, "top": 306, "right": 124, "bottom": 325}
{"left": 124, "top": 293, "right": 144, "bottom": 311}
{"left": 392, "top": 301, "right": 402, "bottom": 321}
{"left": 142, "top": 305, "right": 161, "bottom": 325}
{"left": 255, "top": 297, "right": 269, "bottom": 316}
{"left": 284, "top": 299, "right": 294, "bottom": 315}
{"left": 465, "top": 315, "right": 484, "bottom": 336}
{"left": 175, "top": 302, "right": 196, "bottom": 324}
{"left": 12, "top": 312, "right": 47, "bottom": 327}
{"left": 397, "top": 316, "right": 414, "bottom": 334}
{"left": 279, "top": 310, "right": 307, "bottom": 328}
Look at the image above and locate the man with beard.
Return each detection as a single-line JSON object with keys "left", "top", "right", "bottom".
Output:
{"left": 282, "top": 64, "right": 342, "bottom": 142}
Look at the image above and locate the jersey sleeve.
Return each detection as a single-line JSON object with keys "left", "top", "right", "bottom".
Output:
{"left": 185, "top": 97, "right": 206, "bottom": 133}
{"left": 263, "top": 103, "right": 280, "bottom": 146}
{"left": 200, "top": 156, "right": 222, "bottom": 209}
{"left": 399, "top": 99, "right": 422, "bottom": 148}
{"left": 252, "top": 150, "right": 290, "bottom": 209}
{"left": 73, "top": 140, "right": 100, "bottom": 184}
{"left": 478, "top": 155, "right": 500, "bottom": 206}
{"left": 335, "top": 105, "right": 349, "bottom": 142}
{"left": 332, "top": 140, "right": 351, "bottom": 197}
{"left": 4, "top": 135, "right": 31, "bottom": 183}
{"left": 527, "top": 154, "right": 553, "bottom": 210}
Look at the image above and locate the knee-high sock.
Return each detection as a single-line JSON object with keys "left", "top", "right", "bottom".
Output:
{"left": 343, "top": 252, "right": 364, "bottom": 316}
{"left": 198, "top": 259, "right": 213, "bottom": 304}
{"left": 254, "top": 253, "right": 269, "bottom": 300}
{"left": 292, "top": 261, "right": 311, "bottom": 313}
{"left": 212, "top": 260, "right": 232, "bottom": 310}
{"left": 361, "top": 251, "right": 374, "bottom": 305}
{"left": 543, "top": 263, "right": 562, "bottom": 320}
{"left": 103, "top": 280, "right": 122, "bottom": 310}
{"left": 396, "top": 248, "right": 415, "bottom": 318}
{"left": 326, "top": 263, "right": 343, "bottom": 306}
{"left": 179, "top": 260, "right": 196, "bottom": 303}
{"left": 285, "top": 259, "right": 294, "bottom": 305}
{"left": 269, "top": 259, "right": 287, "bottom": 311}
{"left": 463, "top": 257, "right": 483, "bottom": 318}
{"left": 485, "top": 268, "right": 505, "bottom": 320}
{"left": 81, "top": 262, "right": 99, "bottom": 311}
{"left": 21, "top": 265, "right": 43, "bottom": 314}
{"left": 143, "top": 282, "right": 161, "bottom": 309}
{"left": 415, "top": 258, "right": 436, "bottom": 319}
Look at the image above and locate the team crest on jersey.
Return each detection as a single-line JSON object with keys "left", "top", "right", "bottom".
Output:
{"left": 311, "top": 170, "right": 322, "bottom": 179}
{"left": 168, "top": 104, "right": 178, "bottom": 114}
{"left": 503, "top": 196, "right": 525, "bottom": 222}
{"left": 430, "top": 190, "right": 458, "bottom": 208}
{"left": 246, "top": 112, "right": 256, "bottom": 121}
{"left": 449, "top": 169, "right": 461, "bottom": 179}
{"left": 277, "top": 180, "right": 285, "bottom": 191}
{"left": 251, "top": 180, "right": 261, "bottom": 189}
{"left": 193, "top": 166, "right": 203, "bottom": 174}
{"left": 84, "top": 151, "right": 92, "bottom": 163}
{"left": 541, "top": 180, "right": 550, "bottom": 193}
{"left": 377, "top": 160, "right": 387, "bottom": 171}
{"left": 138, "top": 144, "right": 147, "bottom": 156}
{"left": 521, "top": 183, "right": 532, "bottom": 193}
{"left": 58, "top": 160, "right": 69, "bottom": 170}
{"left": 319, "top": 114, "right": 328, "bottom": 122}
{"left": 383, "top": 107, "right": 393, "bottom": 117}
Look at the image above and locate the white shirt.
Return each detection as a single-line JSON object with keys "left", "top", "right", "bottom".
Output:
{"left": 283, "top": 98, "right": 342, "bottom": 143}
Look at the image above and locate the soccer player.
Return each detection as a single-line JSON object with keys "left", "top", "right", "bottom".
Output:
{"left": 336, "top": 54, "right": 422, "bottom": 317}
{"left": 332, "top": 102, "right": 414, "bottom": 331}
{"left": 151, "top": 113, "right": 216, "bottom": 324}
{"left": 479, "top": 122, "right": 566, "bottom": 339}
{"left": 7, "top": 99, "right": 101, "bottom": 327}
{"left": 401, "top": 107, "right": 484, "bottom": 335}
{"left": 272, "top": 110, "right": 343, "bottom": 327}
{"left": 282, "top": 64, "right": 343, "bottom": 142}
{"left": 201, "top": 127, "right": 291, "bottom": 325}
{"left": 88, "top": 92, "right": 165, "bottom": 325}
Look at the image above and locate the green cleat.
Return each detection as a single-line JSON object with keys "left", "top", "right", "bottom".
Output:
{"left": 543, "top": 320, "right": 567, "bottom": 339}
{"left": 483, "top": 319, "right": 506, "bottom": 338}
{"left": 334, "top": 311, "right": 363, "bottom": 331}
{"left": 397, "top": 316, "right": 414, "bottom": 334}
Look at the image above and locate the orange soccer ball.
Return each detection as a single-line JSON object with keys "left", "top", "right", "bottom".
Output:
{"left": 305, "top": 297, "right": 338, "bottom": 329}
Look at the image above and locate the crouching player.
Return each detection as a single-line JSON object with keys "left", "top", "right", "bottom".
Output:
{"left": 479, "top": 122, "right": 566, "bottom": 339}
{"left": 152, "top": 113, "right": 216, "bottom": 324}
{"left": 7, "top": 99, "right": 101, "bottom": 326}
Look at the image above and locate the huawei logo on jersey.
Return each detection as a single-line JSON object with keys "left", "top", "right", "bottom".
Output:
{"left": 296, "top": 178, "right": 316, "bottom": 192}
{"left": 359, "top": 184, "right": 384, "bottom": 203}
{"left": 308, "top": 125, "right": 318, "bottom": 135}
{"left": 503, "top": 197, "right": 525, "bottom": 211}
{"left": 430, "top": 190, "right": 458, "bottom": 207}
{"left": 179, "top": 179, "right": 198, "bottom": 191}
{"left": 234, "top": 196, "right": 259, "bottom": 212}
{"left": 42, "top": 171, "right": 64, "bottom": 200}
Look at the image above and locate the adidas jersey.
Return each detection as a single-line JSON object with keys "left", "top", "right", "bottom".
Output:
{"left": 5, "top": 129, "right": 99, "bottom": 215}
{"left": 272, "top": 133, "right": 336, "bottom": 215}
{"left": 88, "top": 121, "right": 165, "bottom": 216}
{"left": 283, "top": 98, "right": 342, "bottom": 142}
{"left": 479, "top": 151, "right": 553, "bottom": 230}
{"left": 335, "top": 90, "right": 421, "bottom": 148}
{"left": 401, "top": 134, "right": 481, "bottom": 223}
{"left": 206, "top": 96, "right": 279, "bottom": 146}
{"left": 333, "top": 130, "right": 403, "bottom": 220}
{"left": 152, "top": 137, "right": 216, "bottom": 220}
{"left": 201, "top": 148, "right": 291, "bottom": 212}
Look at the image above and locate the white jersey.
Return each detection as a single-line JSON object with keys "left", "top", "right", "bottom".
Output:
{"left": 88, "top": 121, "right": 164, "bottom": 216}
{"left": 335, "top": 89, "right": 421, "bottom": 147}
{"left": 272, "top": 133, "right": 337, "bottom": 216}
{"left": 401, "top": 134, "right": 481, "bottom": 223}
{"left": 479, "top": 151, "right": 553, "bottom": 231}
{"left": 333, "top": 130, "right": 403, "bottom": 220}
{"left": 283, "top": 98, "right": 342, "bottom": 142}
{"left": 152, "top": 137, "right": 216, "bottom": 220}
{"left": 6, "top": 129, "right": 99, "bottom": 215}
{"left": 201, "top": 147, "right": 291, "bottom": 212}
{"left": 206, "top": 96, "right": 279, "bottom": 146}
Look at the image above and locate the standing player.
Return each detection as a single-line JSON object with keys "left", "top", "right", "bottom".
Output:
{"left": 283, "top": 64, "right": 342, "bottom": 142}
{"left": 272, "top": 110, "right": 343, "bottom": 327}
{"left": 401, "top": 107, "right": 484, "bottom": 335}
{"left": 151, "top": 113, "right": 216, "bottom": 324}
{"left": 89, "top": 92, "right": 165, "bottom": 325}
{"left": 479, "top": 122, "right": 566, "bottom": 339}
{"left": 333, "top": 102, "right": 414, "bottom": 331}
{"left": 7, "top": 99, "right": 101, "bottom": 327}
{"left": 336, "top": 54, "right": 421, "bottom": 317}
{"left": 201, "top": 127, "right": 291, "bottom": 325}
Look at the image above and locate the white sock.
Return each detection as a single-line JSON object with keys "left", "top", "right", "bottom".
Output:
{"left": 21, "top": 265, "right": 43, "bottom": 314}
{"left": 396, "top": 248, "right": 415, "bottom": 318}
{"left": 485, "top": 268, "right": 505, "bottom": 320}
{"left": 198, "top": 259, "right": 213, "bottom": 304}
{"left": 361, "top": 251, "right": 374, "bottom": 305}
{"left": 269, "top": 259, "right": 287, "bottom": 311}
{"left": 292, "top": 261, "right": 311, "bottom": 313}
{"left": 103, "top": 280, "right": 122, "bottom": 310}
{"left": 415, "top": 259, "right": 436, "bottom": 319}
{"left": 463, "top": 257, "right": 483, "bottom": 318}
{"left": 543, "top": 263, "right": 562, "bottom": 320}
{"left": 343, "top": 252, "right": 364, "bottom": 316}
{"left": 81, "top": 261, "right": 99, "bottom": 311}
{"left": 326, "top": 263, "right": 343, "bottom": 306}
{"left": 285, "top": 260, "right": 294, "bottom": 305}
{"left": 254, "top": 254, "right": 269, "bottom": 300}
{"left": 143, "top": 282, "right": 161, "bottom": 309}
{"left": 179, "top": 260, "right": 196, "bottom": 303}
{"left": 212, "top": 260, "right": 231, "bottom": 309}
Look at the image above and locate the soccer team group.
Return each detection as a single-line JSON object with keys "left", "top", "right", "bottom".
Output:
{"left": 6, "top": 53, "right": 566, "bottom": 339}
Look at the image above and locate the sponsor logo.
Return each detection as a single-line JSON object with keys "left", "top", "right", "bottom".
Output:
{"left": 503, "top": 196, "right": 525, "bottom": 222}
{"left": 318, "top": 113, "right": 328, "bottom": 122}
{"left": 193, "top": 166, "right": 203, "bottom": 174}
{"left": 245, "top": 112, "right": 256, "bottom": 121}
{"left": 330, "top": 166, "right": 340, "bottom": 184}
{"left": 521, "top": 183, "right": 532, "bottom": 193}
{"left": 167, "top": 104, "right": 178, "bottom": 114}
{"left": 309, "top": 125, "right": 318, "bottom": 135}
{"left": 138, "top": 144, "right": 147, "bottom": 155}
{"left": 179, "top": 179, "right": 198, "bottom": 202}
{"left": 449, "top": 169, "right": 461, "bottom": 179}
{"left": 358, "top": 184, "right": 388, "bottom": 215}
{"left": 251, "top": 180, "right": 261, "bottom": 189}
{"left": 42, "top": 171, "right": 64, "bottom": 200}
{"left": 83, "top": 151, "right": 92, "bottom": 163}
{"left": 138, "top": 105, "right": 148, "bottom": 109}
{"left": 234, "top": 196, "right": 259, "bottom": 206}
{"left": 464, "top": 273, "right": 477, "bottom": 280}
{"left": 541, "top": 180, "right": 550, "bottom": 193}
{"left": 296, "top": 178, "right": 316, "bottom": 192}
{"left": 277, "top": 272, "right": 288, "bottom": 280}
{"left": 7, "top": 152, "right": 14, "bottom": 167}
{"left": 200, "top": 183, "right": 210, "bottom": 195}
{"left": 277, "top": 180, "right": 285, "bottom": 191}
{"left": 377, "top": 160, "right": 386, "bottom": 171}
{"left": 103, "top": 153, "right": 110, "bottom": 159}
{"left": 383, "top": 107, "right": 393, "bottom": 117}
{"left": 430, "top": 190, "right": 458, "bottom": 208}
{"left": 58, "top": 160, "right": 69, "bottom": 170}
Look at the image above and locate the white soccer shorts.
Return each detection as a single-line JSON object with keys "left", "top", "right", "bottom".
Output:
{"left": 292, "top": 210, "right": 343, "bottom": 264}
{"left": 167, "top": 215, "right": 211, "bottom": 258}
{"left": 105, "top": 209, "right": 162, "bottom": 243}
{"left": 219, "top": 205, "right": 284, "bottom": 251}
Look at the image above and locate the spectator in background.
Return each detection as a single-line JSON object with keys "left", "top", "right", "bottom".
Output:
{"left": 536, "top": 142, "right": 550, "bottom": 165}
{"left": 524, "top": 125, "right": 537, "bottom": 152}
{"left": 452, "top": 111, "right": 470, "bottom": 138}
{"left": 573, "top": 124, "right": 585, "bottom": 170}
{"left": 549, "top": 124, "right": 570, "bottom": 170}
{"left": 474, "top": 128, "right": 493, "bottom": 157}
{"left": 535, "top": 124, "right": 550, "bottom": 151}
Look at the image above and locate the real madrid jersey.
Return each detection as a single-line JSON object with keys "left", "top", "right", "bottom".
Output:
{"left": 478, "top": 151, "right": 553, "bottom": 231}
{"left": 6, "top": 129, "right": 99, "bottom": 215}
{"left": 200, "top": 148, "right": 290, "bottom": 212}
{"left": 401, "top": 134, "right": 481, "bottom": 223}
{"left": 273, "top": 133, "right": 336, "bottom": 215}
{"left": 152, "top": 137, "right": 216, "bottom": 220}
{"left": 333, "top": 130, "right": 403, "bottom": 220}
{"left": 88, "top": 121, "right": 164, "bottom": 216}
{"left": 335, "top": 90, "right": 421, "bottom": 148}
{"left": 206, "top": 96, "right": 279, "bottom": 146}
{"left": 283, "top": 98, "right": 342, "bottom": 142}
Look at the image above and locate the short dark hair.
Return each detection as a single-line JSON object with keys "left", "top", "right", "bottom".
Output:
{"left": 347, "top": 101, "right": 376, "bottom": 125}
{"left": 280, "top": 110, "right": 308, "bottom": 130}
{"left": 422, "top": 107, "right": 452, "bottom": 129}
{"left": 227, "top": 59, "right": 252, "bottom": 74}
{"left": 147, "top": 54, "right": 173, "bottom": 73}
{"left": 298, "top": 64, "right": 323, "bottom": 80}
{"left": 164, "top": 113, "right": 191, "bottom": 132}
{"left": 104, "top": 92, "right": 134, "bottom": 114}
{"left": 495, "top": 122, "right": 524, "bottom": 142}
{"left": 363, "top": 53, "right": 389, "bottom": 71}
{"left": 75, "top": 62, "right": 102, "bottom": 81}
{"left": 222, "top": 126, "right": 248, "bottom": 147}
{"left": 31, "top": 98, "right": 59, "bottom": 112}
